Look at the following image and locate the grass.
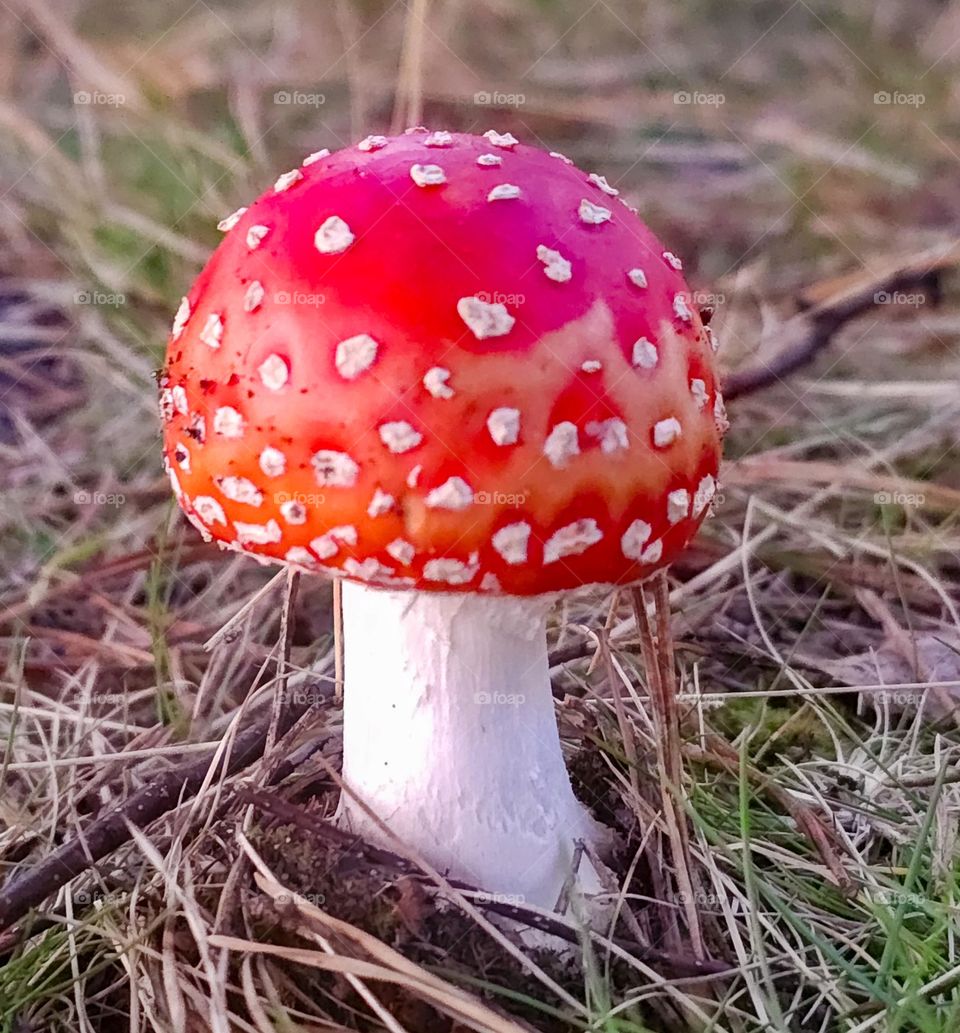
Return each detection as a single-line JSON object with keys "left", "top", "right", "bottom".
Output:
{"left": 2, "top": 0, "right": 960, "bottom": 1030}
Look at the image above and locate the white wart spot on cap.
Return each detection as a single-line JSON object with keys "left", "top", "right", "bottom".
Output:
{"left": 199, "top": 313, "right": 223, "bottom": 349}
{"left": 410, "top": 164, "right": 446, "bottom": 187}
{"left": 335, "top": 334, "right": 378, "bottom": 380}
{"left": 424, "top": 558, "right": 478, "bottom": 584}
{"left": 476, "top": 153, "right": 502, "bottom": 167}
{"left": 172, "top": 385, "right": 188, "bottom": 415}
{"left": 578, "top": 199, "right": 611, "bottom": 225}
{"left": 259, "top": 446, "right": 286, "bottom": 478}
{"left": 217, "top": 476, "right": 263, "bottom": 506}
{"left": 280, "top": 499, "right": 306, "bottom": 524}
{"left": 158, "top": 388, "right": 174, "bottom": 422}
{"left": 581, "top": 359, "right": 602, "bottom": 373}
{"left": 311, "top": 450, "right": 359, "bottom": 487}
{"left": 667, "top": 489, "right": 690, "bottom": 524}
{"left": 425, "top": 476, "right": 474, "bottom": 511}
{"left": 386, "top": 538, "right": 415, "bottom": 564}
{"left": 217, "top": 207, "right": 247, "bottom": 232}
{"left": 487, "top": 407, "right": 520, "bottom": 446}
{"left": 244, "top": 281, "right": 265, "bottom": 313}
{"left": 258, "top": 354, "right": 289, "bottom": 390}
{"left": 425, "top": 130, "right": 453, "bottom": 147}
{"left": 662, "top": 250, "right": 683, "bottom": 270}
{"left": 480, "top": 572, "right": 502, "bottom": 592}
{"left": 194, "top": 496, "right": 226, "bottom": 526}
{"left": 536, "top": 244, "right": 572, "bottom": 283}
{"left": 483, "top": 130, "right": 518, "bottom": 148}
{"left": 694, "top": 474, "right": 716, "bottom": 516}
{"left": 367, "top": 488, "right": 395, "bottom": 517}
{"left": 632, "top": 338, "right": 658, "bottom": 369}
{"left": 457, "top": 296, "right": 515, "bottom": 339}
{"left": 311, "top": 525, "right": 358, "bottom": 560}
{"left": 234, "top": 519, "right": 282, "bottom": 545}
{"left": 492, "top": 522, "right": 531, "bottom": 565}
{"left": 302, "top": 148, "right": 330, "bottom": 166}
{"left": 488, "top": 183, "right": 520, "bottom": 201}
{"left": 714, "top": 393, "right": 729, "bottom": 434}
{"left": 344, "top": 557, "right": 396, "bottom": 581}
{"left": 706, "top": 326, "right": 720, "bottom": 353}
{"left": 640, "top": 539, "right": 663, "bottom": 564}
{"left": 214, "top": 406, "right": 245, "bottom": 438}
{"left": 423, "top": 367, "right": 454, "bottom": 399}
{"left": 550, "top": 151, "right": 574, "bottom": 164}
{"left": 673, "top": 293, "right": 693, "bottom": 322}
{"left": 171, "top": 297, "right": 190, "bottom": 340}
{"left": 246, "top": 224, "right": 270, "bottom": 250}
{"left": 315, "top": 216, "right": 355, "bottom": 254}
{"left": 406, "top": 465, "right": 422, "bottom": 488}
{"left": 653, "top": 417, "right": 682, "bottom": 448}
{"left": 544, "top": 422, "right": 580, "bottom": 468}
{"left": 589, "top": 172, "right": 619, "bottom": 195}
{"left": 621, "top": 519, "right": 652, "bottom": 560}
{"left": 285, "top": 546, "right": 317, "bottom": 568}
{"left": 544, "top": 519, "right": 603, "bottom": 564}
{"left": 585, "top": 418, "right": 628, "bottom": 454}
{"left": 379, "top": 421, "right": 422, "bottom": 454}
{"left": 627, "top": 268, "right": 648, "bottom": 288}
{"left": 690, "top": 378, "right": 708, "bottom": 410}
{"left": 357, "top": 135, "right": 388, "bottom": 152}
{"left": 274, "top": 168, "right": 303, "bottom": 192}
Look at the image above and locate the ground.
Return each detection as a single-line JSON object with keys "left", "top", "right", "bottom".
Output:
{"left": 1, "top": 1, "right": 960, "bottom": 1031}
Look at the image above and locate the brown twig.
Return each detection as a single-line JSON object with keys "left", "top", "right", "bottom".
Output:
{"left": 0, "top": 687, "right": 328, "bottom": 934}
{"left": 723, "top": 240, "right": 960, "bottom": 400}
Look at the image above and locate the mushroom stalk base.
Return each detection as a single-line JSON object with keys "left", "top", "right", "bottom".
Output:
{"left": 337, "top": 580, "right": 602, "bottom": 910}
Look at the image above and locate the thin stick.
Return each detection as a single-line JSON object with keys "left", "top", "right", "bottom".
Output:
{"left": 724, "top": 239, "right": 960, "bottom": 400}
{"left": 333, "top": 578, "right": 344, "bottom": 702}
{"left": 262, "top": 569, "right": 300, "bottom": 770}
{"left": 632, "top": 578, "right": 705, "bottom": 961}
{"left": 391, "top": 0, "right": 429, "bottom": 133}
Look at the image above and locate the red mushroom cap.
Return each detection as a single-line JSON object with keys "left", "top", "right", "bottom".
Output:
{"left": 160, "top": 129, "right": 724, "bottom": 595}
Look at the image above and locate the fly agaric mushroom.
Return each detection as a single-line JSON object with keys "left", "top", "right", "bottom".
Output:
{"left": 160, "top": 129, "right": 724, "bottom": 908}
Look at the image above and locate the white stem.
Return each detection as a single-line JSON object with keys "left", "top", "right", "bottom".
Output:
{"left": 338, "top": 580, "right": 601, "bottom": 909}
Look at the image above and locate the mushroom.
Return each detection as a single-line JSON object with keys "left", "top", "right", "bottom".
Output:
{"left": 160, "top": 130, "right": 724, "bottom": 908}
